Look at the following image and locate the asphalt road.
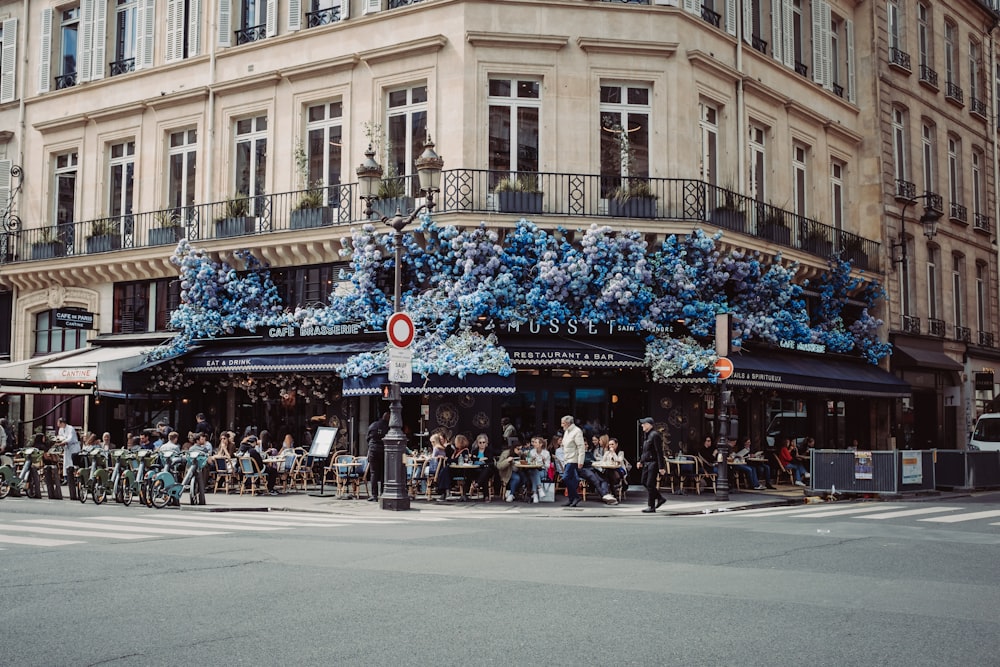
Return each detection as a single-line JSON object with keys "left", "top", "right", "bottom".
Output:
{"left": 1, "top": 494, "right": 998, "bottom": 667}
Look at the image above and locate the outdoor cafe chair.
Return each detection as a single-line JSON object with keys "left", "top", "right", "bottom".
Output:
{"left": 237, "top": 456, "right": 267, "bottom": 496}
{"left": 331, "top": 454, "right": 360, "bottom": 498}
{"left": 275, "top": 451, "right": 298, "bottom": 493}
{"left": 212, "top": 456, "right": 236, "bottom": 494}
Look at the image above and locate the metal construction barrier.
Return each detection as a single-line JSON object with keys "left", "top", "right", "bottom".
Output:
{"left": 931, "top": 449, "right": 1000, "bottom": 490}
{"left": 810, "top": 450, "right": 936, "bottom": 495}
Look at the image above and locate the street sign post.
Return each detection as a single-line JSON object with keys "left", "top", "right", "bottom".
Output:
{"left": 387, "top": 312, "right": 415, "bottom": 348}
{"left": 388, "top": 347, "right": 413, "bottom": 383}
{"left": 715, "top": 357, "right": 734, "bottom": 380}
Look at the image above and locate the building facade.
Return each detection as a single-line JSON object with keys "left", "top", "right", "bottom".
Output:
{"left": 0, "top": 0, "right": 992, "bottom": 457}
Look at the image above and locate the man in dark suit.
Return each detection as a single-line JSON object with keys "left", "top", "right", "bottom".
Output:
{"left": 366, "top": 412, "right": 389, "bottom": 502}
{"left": 638, "top": 417, "right": 667, "bottom": 513}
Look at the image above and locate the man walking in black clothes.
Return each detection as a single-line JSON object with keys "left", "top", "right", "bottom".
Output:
{"left": 366, "top": 412, "right": 389, "bottom": 502}
{"left": 638, "top": 417, "right": 667, "bottom": 513}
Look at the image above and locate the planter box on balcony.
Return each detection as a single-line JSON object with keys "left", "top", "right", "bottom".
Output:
{"left": 85, "top": 234, "right": 121, "bottom": 254}
{"left": 802, "top": 238, "right": 833, "bottom": 257}
{"left": 496, "top": 191, "right": 543, "bottom": 215}
{"left": 843, "top": 248, "right": 869, "bottom": 269}
{"left": 149, "top": 227, "right": 183, "bottom": 246}
{"left": 609, "top": 197, "right": 657, "bottom": 219}
{"left": 215, "top": 216, "right": 256, "bottom": 238}
{"left": 30, "top": 241, "right": 65, "bottom": 260}
{"left": 710, "top": 208, "right": 746, "bottom": 233}
{"left": 372, "top": 197, "right": 415, "bottom": 220}
{"left": 290, "top": 207, "right": 335, "bottom": 230}
{"left": 759, "top": 224, "right": 791, "bottom": 245}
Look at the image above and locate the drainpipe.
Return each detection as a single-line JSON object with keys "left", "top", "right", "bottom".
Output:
{"left": 736, "top": 0, "right": 746, "bottom": 196}
{"left": 206, "top": 7, "right": 219, "bottom": 208}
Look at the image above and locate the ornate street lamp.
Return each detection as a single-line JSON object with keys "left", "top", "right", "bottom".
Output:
{"left": 890, "top": 193, "right": 943, "bottom": 267}
{"left": 357, "top": 136, "right": 443, "bottom": 511}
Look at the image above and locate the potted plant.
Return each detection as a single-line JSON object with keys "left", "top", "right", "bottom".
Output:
{"left": 710, "top": 185, "right": 746, "bottom": 232}
{"left": 757, "top": 205, "right": 791, "bottom": 245}
{"left": 30, "top": 227, "right": 66, "bottom": 259}
{"left": 840, "top": 235, "right": 868, "bottom": 269}
{"left": 494, "top": 173, "right": 543, "bottom": 214}
{"left": 801, "top": 225, "right": 833, "bottom": 257}
{"left": 290, "top": 144, "right": 335, "bottom": 230}
{"left": 214, "top": 194, "right": 255, "bottom": 238}
{"left": 149, "top": 210, "right": 184, "bottom": 246}
{"left": 373, "top": 167, "right": 414, "bottom": 219}
{"left": 85, "top": 217, "right": 121, "bottom": 253}
{"left": 608, "top": 178, "right": 658, "bottom": 218}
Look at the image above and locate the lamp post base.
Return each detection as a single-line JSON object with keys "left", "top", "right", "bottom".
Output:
{"left": 379, "top": 496, "right": 410, "bottom": 511}
{"left": 379, "top": 392, "right": 411, "bottom": 511}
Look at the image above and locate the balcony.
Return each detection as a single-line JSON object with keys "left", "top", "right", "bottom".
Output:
{"left": 306, "top": 6, "right": 342, "bottom": 26}
{"left": 889, "top": 47, "right": 911, "bottom": 72}
{"left": 235, "top": 23, "right": 267, "bottom": 45}
{"left": 918, "top": 65, "right": 939, "bottom": 89}
{"left": 945, "top": 81, "right": 964, "bottom": 105}
{"left": 928, "top": 318, "right": 945, "bottom": 337}
{"left": 108, "top": 58, "right": 135, "bottom": 77}
{"left": 388, "top": 0, "right": 427, "bottom": 6}
{"left": 0, "top": 173, "right": 881, "bottom": 271}
{"left": 974, "top": 213, "right": 991, "bottom": 233}
{"left": 980, "top": 331, "right": 995, "bottom": 348}
{"left": 956, "top": 326, "right": 972, "bottom": 343}
{"left": 795, "top": 62, "right": 809, "bottom": 78}
{"left": 902, "top": 315, "right": 921, "bottom": 335}
{"left": 924, "top": 192, "right": 944, "bottom": 213}
{"left": 832, "top": 82, "right": 844, "bottom": 98}
{"left": 751, "top": 35, "right": 768, "bottom": 55}
{"left": 895, "top": 179, "right": 917, "bottom": 201}
{"left": 950, "top": 202, "right": 968, "bottom": 223}
{"left": 971, "top": 97, "right": 988, "bottom": 119}
{"left": 700, "top": 5, "right": 721, "bottom": 27}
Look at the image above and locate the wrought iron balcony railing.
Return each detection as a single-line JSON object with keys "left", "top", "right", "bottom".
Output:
{"left": 945, "top": 81, "right": 964, "bottom": 104}
{"left": 108, "top": 58, "right": 135, "bottom": 77}
{"left": 895, "top": 179, "right": 917, "bottom": 201}
{"left": 306, "top": 6, "right": 342, "bottom": 26}
{"left": 795, "top": 62, "right": 808, "bottom": 77}
{"left": 751, "top": 35, "right": 768, "bottom": 54}
{"left": 928, "top": 318, "right": 945, "bottom": 337}
{"left": 950, "top": 202, "right": 968, "bottom": 223}
{"left": 832, "top": 82, "right": 844, "bottom": 98}
{"left": 979, "top": 331, "right": 995, "bottom": 348}
{"left": 974, "top": 213, "right": 991, "bottom": 233}
{"left": 55, "top": 72, "right": 77, "bottom": 89}
{"left": 902, "top": 315, "right": 921, "bottom": 335}
{"left": 971, "top": 97, "right": 988, "bottom": 118}
{"left": 924, "top": 192, "right": 944, "bottom": 213}
{"left": 1, "top": 173, "right": 881, "bottom": 272}
{"left": 389, "top": 0, "right": 427, "bottom": 7}
{"left": 235, "top": 23, "right": 268, "bottom": 45}
{"left": 889, "top": 47, "right": 911, "bottom": 71}
{"left": 919, "top": 65, "right": 939, "bottom": 88}
{"left": 956, "top": 326, "right": 972, "bottom": 343}
{"left": 700, "top": 5, "right": 721, "bottom": 27}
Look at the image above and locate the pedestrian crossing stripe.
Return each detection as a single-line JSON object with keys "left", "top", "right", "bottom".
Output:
{"left": 0, "top": 524, "right": 152, "bottom": 540}
{"left": 779, "top": 504, "right": 912, "bottom": 518}
{"left": 855, "top": 507, "right": 957, "bottom": 520}
{"left": 21, "top": 519, "right": 228, "bottom": 537}
{"left": 93, "top": 514, "right": 358, "bottom": 529}
{"left": 0, "top": 534, "right": 83, "bottom": 547}
{"left": 919, "top": 509, "right": 1000, "bottom": 523}
{"left": 686, "top": 503, "right": 1000, "bottom": 526}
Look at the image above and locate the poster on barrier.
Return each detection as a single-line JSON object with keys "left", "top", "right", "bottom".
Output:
{"left": 901, "top": 452, "right": 923, "bottom": 484}
{"left": 854, "top": 451, "right": 873, "bottom": 480}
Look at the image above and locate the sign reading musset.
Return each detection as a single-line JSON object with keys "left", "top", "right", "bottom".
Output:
{"left": 54, "top": 308, "right": 95, "bottom": 330}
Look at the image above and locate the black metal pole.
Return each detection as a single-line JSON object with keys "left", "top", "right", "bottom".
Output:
{"left": 715, "top": 381, "right": 730, "bottom": 501}
{"left": 380, "top": 227, "right": 410, "bottom": 511}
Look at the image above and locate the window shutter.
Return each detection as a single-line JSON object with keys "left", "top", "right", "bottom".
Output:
{"left": 188, "top": 0, "right": 202, "bottom": 55}
{"left": 39, "top": 8, "right": 53, "bottom": 93}
{"left": 363, "top": 0, "right": 381, "bottom": 14}
{"left": 0, "top": 160, "right": 11, "bottom": 214}
{"left": 819, "top": 1, "right": 832, "bottom": 89}
{"left": 742, "top": 0, "right": 753, "bottom": 42}
{"left": 1, "top": 18, "right": 17, "bottom": 103}
{"left": 682, "top": 0, "right": 699, "bottom": 16}
{"left": 812, "top": 0, "right": 823, "bottom": 84}
{"left": 781, "top": 0, "right": 793, "bottom": 68}
{"left": 846, "top": 19, "right": 856, "bottom": 102}
{"left": 288, "top": 0, "right": 301, "bottom": 31}
{"left": 80, "top": 0, "right": 94, "bottom": 82}
{"left": 770, "top": 0, "right": 782, "bottom": 63}
{"left": 725, "top": 0, "right": 737, "bottom": 36}
{"left": 165, "top": 0, "right": 180, "bottom": 62}
{"left": 218, "top": 0, "right": 232, "bottom": 47}
{"left": 136, "top": 0, "right": 156, "bottom": 70}
{"left": 340, "top": 0, "right": 350, "bottom": 20}
{"left": 91, "top": 0, "right": 107, "bottom": 81}
{"left": 266, "top": 0, "right": 277, "bottom": 37}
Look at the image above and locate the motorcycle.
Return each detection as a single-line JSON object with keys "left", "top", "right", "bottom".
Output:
{"left": 148, "top": 444, "right": 209, "bottom": 509}
{"left": 76, "top": 446, "right": 110, "bottom": 505}
{"left": 0, "top": 447, "right": 43, "bottom": 499}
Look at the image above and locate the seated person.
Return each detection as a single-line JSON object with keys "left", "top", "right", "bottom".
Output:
{"left": 696, "top": 435, "right": 718, "bottom": 471}
{"left": 796, "top": 437, "right": 814, "bottom": 477}
{"left": 726, "top": 437, "right": 766, "bottom": 490}
{"left": 777, "top": 438, "right": 809, "bottom": 486}
{"left": 469, "top": 433, "right": 497, "bottom": 498}
{"left": 598, "top": 437, "right": 627, "bottom": 494}
{"left": 427, "top": 432, "right": 452, "bottom": 501}
{"left": 496, "top": 442, "right": 523, "bottom": 502}
{"left": 239, "top": 435, "right": 279, "bottom": 496}
{"left": 579, "top": 441, "right": 618, "bottom": 504}
{"left": 449, "top": 434, "right": 474, "bottom": 500}
{"left": 743, "top": 436, "right": 775, "bottom": 489}
{"left": 525, "top": 436, "right": 551, "bottom": 501}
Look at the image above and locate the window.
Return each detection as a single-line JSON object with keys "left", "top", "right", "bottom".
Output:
{"left": 167, "top": 129, "right": 197, "bottom": 211}
{"left": 748, "top": 124, "right": 767, "bottom": 201}
{"left": 154, "top": 278, "right": 181, "bottom": 330}
{"left": 166, "top": 0, "right": 202, "bottom": 61}
{"left": 234, "top": 115, "right": 267, "bottom": 199}
{"left": 235, "top": 0, "right": 270, "bottom": 44}
{"left": 921, "top": 122, "right": 935, "bottom": 194}
{"left": 887, "top": 0, "right": 901, "bottom": 52}
{"left": 972, "top": 149, "right": 984, "bottom": 217}
{"left": 699, "top": 102, "right": 719, "bottom": 186}
{"left": 54, "top": 151, "right": 78, "bottom": 226}
{"left": 304, "top": 101, "right": 342, "bottom": 205}
{"left": 792, "top": 142, "right": 807, "bottom": 217}
{"left": 927, "top": 246, "right": 939, "bottom": 320}
{"left": 791, "top": 0, "right": 804, "bottom": 70}
{"left": 892, "top": 107, "right": 908, "bottom": 183}
{"left": 387, "top": 84, "right": 428, "bottom": 194}
{"left": 944, "top": 20, "right": 958, "bottom": 84}
{"left": 599, "top": 83, "right": 650, "bottom": 198}
{"left": 272, "top": 264, "right": 338, "bottom": 309}
{"left": 34, "top": 310, "right": 86, "bottom": 355}
{"left": 953, "top": 254, "right": 964, "bottom": 327}
{"left": 917, "top": 3, "right": 930, "bottom": 69}
{"left": 113, "top": 0, "right": 138, "bottom": 74}
{"left": 976, "top": 262, "right": 987, "bottom": 333}
{"left": 488, "top": 77, "right": 540, "bottom": 185}
{"left": 113, "top": 282, "right": 149, "bottom": 333}
{"left": 901, "top": 235, "right": 913, "bottom": 316}
{"left": 1, "top": 18, "right": 17, "bottom": 104}
{"left": 830, "top": 160, "right": 845, "bottom": 231}
{"left": 108, "top": 140, "right": 135, "bottom": 222}
{"left": 58, "top": 8, "right": 79, "bottom": 88}
{"left": 947, "top": 135, "right": 961, "bottom": 208}
{"left": 969, "top": 39, "right": 981, "bottom": 102}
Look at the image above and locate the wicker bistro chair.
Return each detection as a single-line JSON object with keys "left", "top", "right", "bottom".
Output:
{"left": 237, "top": 456, "right": 267, "bottom": 496}
{"left": 424, "top": 456, "right": 447, "bottom": 500}
{"left": 289, "top": 454, "right": 314, "bottom": 491}
{"left": 405, "top": 456, "right": 428, "bottom": 499}
{"left": 275, "top": 452, "right": 298, "bottom": 493}
{"left": 212, "top": 456, "right": 236, "bottom": 494}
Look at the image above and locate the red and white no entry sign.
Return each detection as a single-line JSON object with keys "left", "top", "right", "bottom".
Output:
{"left": 387, "top": 312, "right": 416, "bottom": 348}
{"left": 715, "top": 357, "right": 734, "bottom": 380}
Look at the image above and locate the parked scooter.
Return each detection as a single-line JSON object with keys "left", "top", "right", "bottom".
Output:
{"left": 0, "top": 447, "right": 43, "bottom": 499}
{"left": 76, "top": 446, "right": 109, "bottom": 504}
{"left": 148, "top": 444, "right": 210, "bottom": 508}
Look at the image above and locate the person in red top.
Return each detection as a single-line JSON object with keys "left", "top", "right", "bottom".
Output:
{"left": 777, "top": 438, "right": 808, "bottom": 486}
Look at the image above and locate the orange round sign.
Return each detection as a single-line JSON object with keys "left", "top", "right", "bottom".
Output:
{"left": 715, "top": 357, "right": 734, "bottom": 380}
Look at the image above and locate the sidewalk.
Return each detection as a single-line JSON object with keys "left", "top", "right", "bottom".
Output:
{"left": 190, "top": 485, "right": 808, "bottom": 516}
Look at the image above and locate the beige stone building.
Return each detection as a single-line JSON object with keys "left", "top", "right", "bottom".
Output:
{"left": 0, "top": 0, "right": 989, "bottom": 451}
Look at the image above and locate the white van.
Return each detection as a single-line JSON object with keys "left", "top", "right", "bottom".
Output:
{"left": 968, "top": 413, "right": 1000, "bottom": 451}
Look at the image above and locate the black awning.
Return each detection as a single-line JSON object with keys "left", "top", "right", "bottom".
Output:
{"left": 184, "top": 341, "right": 383, "bottom": 374}
{"left": 343, "top": 372, "right": 516, "bottom": 396}
{"left": 503, "top": 335, "right": 646, "bottom": 368}
{"left": 670, "top": 349, "right": 911, "bottom": 398}
{"left": 891, "top": 342, "right": 964, "bottom": 371}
